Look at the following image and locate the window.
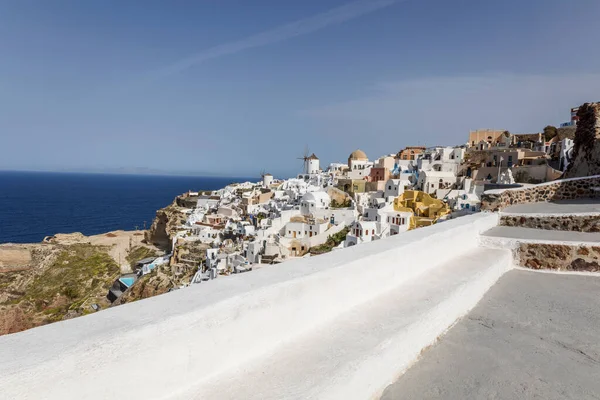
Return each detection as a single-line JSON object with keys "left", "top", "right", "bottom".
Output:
{"left": 388, "top": 186, "right": 391, "bottom": 190}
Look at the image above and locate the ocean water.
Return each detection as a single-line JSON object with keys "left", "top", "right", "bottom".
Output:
{"left": 0, "top": 171, "right": 255, "bottom": 244}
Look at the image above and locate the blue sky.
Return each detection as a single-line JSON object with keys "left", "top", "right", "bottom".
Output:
{"left": 1, "top": 0, "right": 600, "bottom": 177}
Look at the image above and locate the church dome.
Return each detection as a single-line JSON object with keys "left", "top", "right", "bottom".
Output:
{"left": 348, "top": 149, "right": 368, "bottom": 161}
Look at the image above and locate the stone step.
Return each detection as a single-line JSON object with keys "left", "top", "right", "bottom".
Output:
{"left": 479, "top": 226, "right": 600, "bottom": 249}
{"left": 499, "top": 200, "right": 600, "bottom": 232}
{"left": 186, "top": 248, "right": 511, "bottom": 400}
{"left": 480, "top": 226, "right": 600, "bottom": 272}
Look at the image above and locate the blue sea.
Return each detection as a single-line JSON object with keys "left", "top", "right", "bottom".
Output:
{"left": 0, "top": 171, "right": 255, "bottom": 244}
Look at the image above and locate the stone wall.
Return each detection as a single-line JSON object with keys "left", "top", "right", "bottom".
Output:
{"left": 500, "top": 215, "right": 600, "bottom": 232}
{"left": 563, "top": 102, "right": 600, "bottom": 179}
{"left": 481, "top": 175, "right": 600, "bottom": 211}
{"left": 517, "top": 243, "right": 600, "bottom": 272}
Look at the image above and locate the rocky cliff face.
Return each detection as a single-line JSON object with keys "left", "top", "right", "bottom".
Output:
{"left": 144, "top": 197, "right": 189, "bottom": 251}
{"left": 114, "top": 259, "right": 198, "bottom": 305}
{"left": 564, "top": 102, "right": 600, "bottom": 178}
{"left": 0, "top": 242, "right": 118, "bottom": 335}
{"left": 0, "top": 231, "right": 161, "bottom": 336}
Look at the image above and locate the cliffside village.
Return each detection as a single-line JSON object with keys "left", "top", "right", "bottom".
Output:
{"left": 107, "top": 108, "right": 580, "bottom": 301}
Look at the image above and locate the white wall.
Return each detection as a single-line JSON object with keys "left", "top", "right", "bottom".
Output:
{"left": 0, "top": 214, "right": 500, "bottom": 400}
{"left": 312, "top": 208, "right": 357, "bottom": 225}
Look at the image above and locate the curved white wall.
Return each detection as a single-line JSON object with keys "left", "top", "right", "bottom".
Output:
{"left": 0, "top": 213, "right": 499, "bottom": 400}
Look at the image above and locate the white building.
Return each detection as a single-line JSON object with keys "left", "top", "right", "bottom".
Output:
{"left": 344, "top": 220, "right": 378, "bottom": 247}
{"left": 192, "top": 225, "right": 223, "bottom": 244}
{"left": 244, "top": 241, "right": 263, "bottom": 264}
{"left": 346, "top": 203, "right": 412, "bottom": 247}
{"left": 327, "top": 163, "right": 347, "bottom": 175}
{"left": 300, "top": 191, "right": 331, "bottom": 216}
{"left": 418, "top": 147, "right": 465, "bottom": 175}
{"left": 284, "top": 218, "right": 329, "bottom": 239}
{"left": 196, "top": 195, "right": 220, "bottom": 209}
{"left": 440, "top": 178, "right": 484, "bottom": 213}
{"left": 384, "top": 210, "right": 412, "bottom": 236}
{"left": 346, "top": 149, "right": 373, "bottom": 179}
{"left": 307, "top": 154, "right": 320, "bottom": 174}
{"left": 418, "top": 170, "right": 457, "bottom": 195}
{"left": 238, "top": 222, "right": 255, "bottom": 236}
{"left": 262, "top": 173, "right": 274, "bottom": 188}
{"left": 383, "top": 179, "right": 412, "bottom": 200}
{"left": 366, "top": 204, "right": 412, "bottom": 237}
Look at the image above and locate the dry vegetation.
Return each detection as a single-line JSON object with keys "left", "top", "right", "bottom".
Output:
{"left": 0, "top": 243, "right": 119, "bottom": 334}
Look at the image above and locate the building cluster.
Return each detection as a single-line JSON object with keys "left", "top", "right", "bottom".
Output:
{"left": 114, "top": 106, "right": 579, "bottom": 298}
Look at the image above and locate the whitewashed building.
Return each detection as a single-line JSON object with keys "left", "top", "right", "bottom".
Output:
{"left": 418, "top": 170, "right": 458, "bottom": 195}
{"left": 383, "top": 179, "right": 412, "bottom": 200}
{"left": 346, "top": 149, "right": 374, "bottom": 179}
{"left": 284, "top": 218, "right": 329, "bottom": 240}
{"left": 344, "top": 220, "right": 378, "bottom": 247}
{"left": 300, "top": 191, "right": 331, "bottom": 216}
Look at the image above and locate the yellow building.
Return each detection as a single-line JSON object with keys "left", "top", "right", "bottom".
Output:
{"left": 393, "top": 190, "right": 451, "bottom": 229}
{"left": 337, "top": 178, "right": 366, "bottom": 194}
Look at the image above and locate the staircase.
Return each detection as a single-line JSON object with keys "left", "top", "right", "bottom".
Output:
{"left": 480, "top": 200, "right": 600, "bottom": 272}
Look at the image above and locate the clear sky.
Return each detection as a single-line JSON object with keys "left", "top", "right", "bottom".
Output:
{"left": 1, "top": 0, "right": 600, "bottom": 177}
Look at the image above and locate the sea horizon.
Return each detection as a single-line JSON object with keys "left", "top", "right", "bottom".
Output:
{"left": 0, "top": 168, "right": 266, "bottom": 180}
{"left": 0, "top": 171, "right": 256, "bottom": 244}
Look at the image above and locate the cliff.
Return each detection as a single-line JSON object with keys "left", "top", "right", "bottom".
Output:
{"left": 563, "top": 103, "right": 600, "bottom": 178}
{"left": 0, "top": 231, "right": 160, "bottom": 336}
{"left": 144, "top": 196, "right": 190, "bottom": 250}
